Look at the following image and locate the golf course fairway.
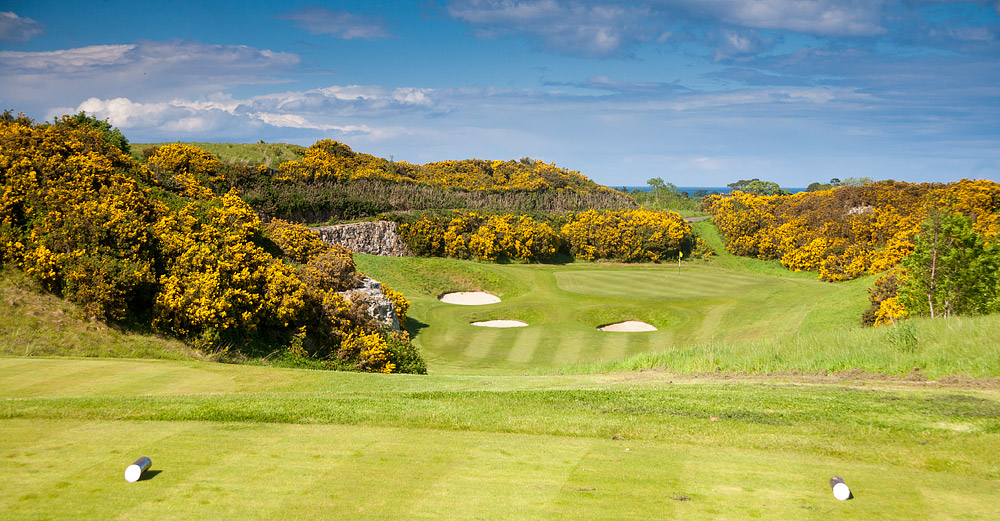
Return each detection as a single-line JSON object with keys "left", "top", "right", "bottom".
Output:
{"left": 2, "top": 358, "right": 998, "bottom": 520}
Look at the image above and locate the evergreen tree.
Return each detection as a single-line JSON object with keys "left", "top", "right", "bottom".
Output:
{"left": 898, "top": 209, "right": 1000, "bottom": 318}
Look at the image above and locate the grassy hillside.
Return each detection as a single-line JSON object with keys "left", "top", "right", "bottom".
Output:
{"left": 0, "top": 269, "right": 201, "bottom": 361}
{"left": 2, "top": 358, "right": 998, "bottom": 520}
{"left": 132, "top": 142, "right": 307, "bottom": 169}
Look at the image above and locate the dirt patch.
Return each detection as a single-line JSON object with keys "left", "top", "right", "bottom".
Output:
{"left": 439, "top": 292, "right": 501, "bottom": 305}
{"left": 598, "top": 320, "right": 657, "bottom": 332}
{"left": 471, "top": 320, "right": 528, "bottom": 328}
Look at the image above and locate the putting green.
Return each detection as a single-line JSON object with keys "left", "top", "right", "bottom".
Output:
{"left": 554, "top": 268, "right": 764, "bottom": 299}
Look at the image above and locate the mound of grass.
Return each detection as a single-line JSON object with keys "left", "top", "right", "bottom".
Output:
{"left": 0, "top": 269, "right": 201, "bottom": 361}
{"left": 356, "top": 254, "right": 532, "bottom": 299}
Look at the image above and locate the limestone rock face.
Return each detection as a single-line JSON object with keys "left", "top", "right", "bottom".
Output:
{"left": 313, "top": 221, "right": 412, "bottom": 257}
{"left": 340, "top": 277, "right": 400, "bottom": 330}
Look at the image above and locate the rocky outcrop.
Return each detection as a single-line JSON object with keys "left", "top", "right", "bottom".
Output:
{"left": 340, "top": 277, "right": 400, "bottom": 330}
{"left": 313, "top": 221, "right": 412, "bottom": 257}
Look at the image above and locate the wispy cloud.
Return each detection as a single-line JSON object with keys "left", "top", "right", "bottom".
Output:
{"left": 674, "top": 0, "right": 888, "bottom": 36}
{"left": 447, "top": 0, "right": 657, "bottom": 58}
{"left": 0, "top": 11, "right": 43, "bottom": 43}
{"left": 709, "top": 28, "right": 774, "bottom": 62}
{"left": 444, "top": 0, "right": 893, "bottom": 58}
{"left": 0, "top": 40, "right": 301, "bottom": 115}
{"left": 275, "top": 7, "right": 394, "bottom": 40}
{"left": 1, "top": 44, "right": 135, "bottom": 71}
{"left": 68, "top": 78, "right": 876, "bottom": 142}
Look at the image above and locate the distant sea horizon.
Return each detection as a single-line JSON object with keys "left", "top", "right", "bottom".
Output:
{"left": 618, "top": 186, "right": 807, "bottom": 196}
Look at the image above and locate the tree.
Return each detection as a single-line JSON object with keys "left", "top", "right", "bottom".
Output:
{"left": 65, "top": 111, "right": 130, "bottom": 154}
{"left": 632, "top": 178, "right": 699, "bottom": 211}
{"left": 898, "top": 209, "right": 1000, "bottom": 318}
{"left": 727, "top": 178, "right": 788, "bottom": 196}
{"left": 840, "top": 176, "right": 874, "bottom": 187}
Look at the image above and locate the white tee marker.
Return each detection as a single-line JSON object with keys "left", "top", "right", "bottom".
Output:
{"left": 830, "top": 476, "right": 852, "bottom": 500}
{"left": 125, "top": 457, "right": 152, "bottom": 483}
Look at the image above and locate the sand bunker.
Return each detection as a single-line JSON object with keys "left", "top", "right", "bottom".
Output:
{"left": 439, "top": 291, "right": 501, "bottom": 305}
{"left": 598, "top": 320, "right": 657, "bottom": 332}
{"left": 471, "top": 320, "right": 528, "bottom": 328}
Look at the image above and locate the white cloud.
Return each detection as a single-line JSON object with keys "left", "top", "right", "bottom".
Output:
{"left": 0, "top": 11, "right": 43, "bottom": 43}
{"left": 0, "top": 40, "right": 301, "bottom": 116}
{"left": 66, "top": 84, "right": 442, "bottom": 142}
{"left": 72, "top": 97, "right": 260, "bottom": 137}
{"left": 76, "top": 97, "right": 171, "bottom": 127}
{"left": 711, "top": 29, "right": 773, "bottom": 62}
{"left": 275, "top": 7, "right": 393, "bottom": 39}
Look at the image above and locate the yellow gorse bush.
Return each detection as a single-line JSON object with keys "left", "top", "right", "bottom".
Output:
{"left": 401, "top": 211, "right": 562, "bottom": 262}
{"left": 152, "top": 190, "right": 309, "bottom": 341}
{"left": 277, "top": 140, "right": 616, "bottom": 195}
{"left": 561, "top": 209, "right": 691, "bottom": 262}
{"left": 1, "top": 112, "right": 161, "bottom": 320}
{"left": 146, "top": 143, "right": 223, "bottom": 199}
{"left": 401, "top": 209, "right": 692, "bottom": 263}
{"left": 0, "top": 113, "right": 422, "bottom": 372}
{"left": 263, "top": 218, "right": 332, "bottom": 263}
{"left": 381, "top": 283, "right": 409, "bottom": 325}
{"left": 705, "top": 180, "right": 1000, "bottom": 281}
{"left": 339, "top": 331, "right": 395, "bottom": 374}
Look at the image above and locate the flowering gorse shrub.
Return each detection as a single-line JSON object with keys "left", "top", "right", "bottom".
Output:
{"left": 0, "top": 112, "right": 424, "bottom": 372}
{"left": 263, "top": 218, "right": 332, "bottom": 264}
{"left": 338, "top": 331, "right": 395, "bottom": 374}
{"left": 0, "top": 111, "right": 161, "bottom": 320}
{"left": 277, "top": 141, "right": 618, "bottom": 195}
{"left": 561, "top": 209, "right": 691, "bottom": 262}
{"left": 401, "top": 209, "right": 692, "bottom": 263}
{"left": 152, "top": 190, "right": 309, "bottom": 343}
{"left": 401, "top": 211, "right": 562, "bottom": 262}
{"left": 704, "top": 180, "right": 1000, "bottom": 282}
{"left": 145, "top": 144, "right": 224, "bottom": 199}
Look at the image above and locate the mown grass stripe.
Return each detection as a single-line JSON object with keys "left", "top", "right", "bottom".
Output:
{"left": 458, "top": 328, "right": 498, "bottom": 362}
{"left": 506, "top": 327, "right": 542, "bottom": 364}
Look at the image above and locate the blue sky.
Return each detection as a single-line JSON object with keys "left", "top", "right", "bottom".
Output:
{"left": 1, "top": 1, "right": 998, "bottom": 187}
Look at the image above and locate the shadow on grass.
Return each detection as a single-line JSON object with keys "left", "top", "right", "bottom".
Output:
{"left": 138, "top": 469, "right": 162, "bottom": 481}
{"left": 406, "top": 317, "right": 430, "bottom": 340}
